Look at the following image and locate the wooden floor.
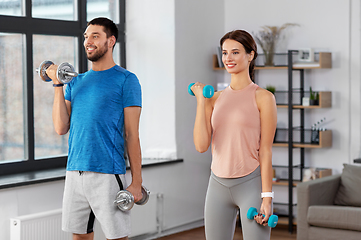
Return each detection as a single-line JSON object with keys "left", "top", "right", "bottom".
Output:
{"left": 157, "top": 225, "right": 297, "bottom": 240}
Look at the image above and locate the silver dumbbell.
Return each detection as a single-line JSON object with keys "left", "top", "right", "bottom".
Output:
{"left": 114, "top": 186, "right": 150, "bottom": 211}
{"left": 36, "top": 60, "right": 78, "bottom": 84}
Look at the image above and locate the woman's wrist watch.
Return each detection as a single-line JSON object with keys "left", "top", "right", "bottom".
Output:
{"left": 261, "top": 192, "right": 274, "bottom": 198}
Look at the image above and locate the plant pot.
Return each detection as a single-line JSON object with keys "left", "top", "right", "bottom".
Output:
{"left": 310, "top": 99, "right": 319, "bottom": 106}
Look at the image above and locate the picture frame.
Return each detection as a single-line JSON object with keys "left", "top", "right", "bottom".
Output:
{"left": 298, "top": 48, "right": 314, "bottom": 62}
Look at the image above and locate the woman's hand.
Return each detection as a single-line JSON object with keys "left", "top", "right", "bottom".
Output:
{"left": 191, "top": 82, "right": 206, "bottom": 99}
{"left": 254, "top": 197, "right": 273, "bottom": 226}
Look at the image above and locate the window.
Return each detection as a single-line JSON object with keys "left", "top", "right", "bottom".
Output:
{"left": 33, "top": 35, "right": 77, "bottom": 159}
{"left": 87, "top": 0, "right": 120, "bottom": 23}
{"left": 0, "top": 33, "right": 25, "bottom": 162}
{"left": 0, "top": 0, "right": 24, "bottom": 17}
{"left": 32, "top": 0, "right": 76, "bottom": 21}
{"left": 0, "top": 0, "right": 125, "bottom": 175}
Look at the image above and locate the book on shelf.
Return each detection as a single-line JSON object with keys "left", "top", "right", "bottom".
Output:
{"left": 293, "top": 61, "right": 320, "bottom": 68}
{"left": 216, "top": 47, "right": 224, "bottom": 68}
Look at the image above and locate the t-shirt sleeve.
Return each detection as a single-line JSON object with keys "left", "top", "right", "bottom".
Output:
{"left": 123, "top": 73, "right": 142, "bottom": 108}
{"left": 64, "top": 83, "right": 72, "bottom": 102}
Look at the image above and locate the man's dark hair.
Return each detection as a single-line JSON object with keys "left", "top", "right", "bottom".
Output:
{"left": 88, "top": 17, "right": 119, "bottom": 43}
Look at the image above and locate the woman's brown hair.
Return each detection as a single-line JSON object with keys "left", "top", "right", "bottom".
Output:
{"left": 220, "top": 30, "right": 258, "bottom": 81}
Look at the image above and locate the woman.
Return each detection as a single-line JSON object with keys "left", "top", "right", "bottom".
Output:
{"left": 191, "top": 30, "right": 277, "bottom": 240}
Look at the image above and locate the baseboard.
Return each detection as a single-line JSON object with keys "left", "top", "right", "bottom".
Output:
{"left": 129, "top": 218, "right": 204, "bottom": 240}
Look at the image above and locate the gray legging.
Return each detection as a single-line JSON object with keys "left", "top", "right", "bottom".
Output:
{"left": 204, "top": 166, "right": 271, "bottom": 240}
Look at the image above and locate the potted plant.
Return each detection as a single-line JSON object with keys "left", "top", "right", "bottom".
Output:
{"left": 254, "top": 23, "right": 299, "bottom": 66}
{"left": 309, "top": 87, "right": 319, "bottom": 105}
{"left": 266, "top": 85, "right": 276, "bottom": 95}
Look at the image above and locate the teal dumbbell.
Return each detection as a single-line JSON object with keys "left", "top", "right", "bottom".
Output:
{"left": 246, "top": 207, "right": 278, "bottom": 228}
{"left": 188, "top": 83, "right": 214, "bottom": 98}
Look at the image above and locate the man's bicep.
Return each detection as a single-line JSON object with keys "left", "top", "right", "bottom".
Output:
{"left": 124, "top": 106, "right": 141, "bottom": 133}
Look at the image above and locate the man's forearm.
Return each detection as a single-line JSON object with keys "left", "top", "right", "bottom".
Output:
{"left": 126, "top": 136, "right": 142, "bottom": 186}
{"left": 52, "top": 88, "right": 70, "bottom": 135}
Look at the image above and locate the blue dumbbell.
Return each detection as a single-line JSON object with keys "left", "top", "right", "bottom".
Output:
{"left": 188, "top": 83, "right": 214, "bottom": 98}
{"left": 246, "top": 207, "right": 278, "bottom": 228}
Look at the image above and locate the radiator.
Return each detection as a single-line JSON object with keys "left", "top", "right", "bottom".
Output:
{"left": 10, "top": 193, "right": 159, "bottom": 240}
{"left": 10, "top": 209, "right": 72, "bottom": 240}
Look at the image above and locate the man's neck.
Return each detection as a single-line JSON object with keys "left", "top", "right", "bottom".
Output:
{"left": 91, "top": 54, "right": 116, "bottom": 71}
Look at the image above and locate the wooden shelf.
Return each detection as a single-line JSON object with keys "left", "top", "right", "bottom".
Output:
{"left": 277, "top": 92, "right": 332, "bottom": 108}
{"left": 255, "top": 66, "right": 288, "bottom": 70}
{"left": 273, "top": 180, "right": 300, "bottom": 187}
{"left": 213, "top": 52, "right": 332, "bottom": 70}
{"left": 293, "top": 52, "right": 332, "bottom": 69}
{"left": 273, "top": 130, "right": 332, "bottom": 148}
{"left": 213, "top": 55, "right": 225, "bottom": 70}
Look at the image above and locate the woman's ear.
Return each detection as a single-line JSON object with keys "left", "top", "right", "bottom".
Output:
{"left": 248, "top": 50, "right": 255, "bottom": 62}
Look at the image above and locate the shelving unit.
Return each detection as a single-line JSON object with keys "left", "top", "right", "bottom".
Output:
{"left": 273, "top": 130, "right": 332, "bottom": 148}
{"left": 213, "top": 50, "right": 332, "bottom": 233}
{"left": 272, "top": 180, "right": 300, "bottom": 187}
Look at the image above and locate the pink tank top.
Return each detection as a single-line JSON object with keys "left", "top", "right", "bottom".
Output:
{"left": 211, "top": 82, "right": 260, "bottom": 178}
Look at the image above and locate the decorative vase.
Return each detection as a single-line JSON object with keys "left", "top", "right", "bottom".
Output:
{"left": 255, "top": 23, "right": 299, "bottom": 67}
{"left": 264, "top": 51, "right": 275, "bottom": 66}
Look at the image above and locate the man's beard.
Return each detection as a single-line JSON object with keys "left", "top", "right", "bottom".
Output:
{"left": 87, "top": 41, "right": 108, "bottom": 62}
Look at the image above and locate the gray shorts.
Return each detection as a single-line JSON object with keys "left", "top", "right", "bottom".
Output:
{"left": 204, "top": 166, "right": 271, "bottom": 240}
{"left": 62, "top": 171, "right": 131, "bottom": 239}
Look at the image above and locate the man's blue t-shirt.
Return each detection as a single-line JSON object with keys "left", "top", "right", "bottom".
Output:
{"left": 64, "top": 65, "right": 142, "bottom": 174}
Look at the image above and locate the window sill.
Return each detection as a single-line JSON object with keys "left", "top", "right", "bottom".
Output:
{"left": 0, "top": 158, "right": 183, "bottom": 190}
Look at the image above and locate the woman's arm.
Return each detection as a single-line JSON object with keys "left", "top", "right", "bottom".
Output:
{"left": 255, "top": 88, "right": 277, "bottom": 225}
{"left": 191, "top": 83, "right": 218, "bottom": 153}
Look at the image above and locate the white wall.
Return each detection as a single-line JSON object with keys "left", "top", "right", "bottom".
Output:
{"left": 349, "top": 0, "right": 361, "bottom": 163}
{"left": 126, "top": 0, "right": 225, "bottom": 234}
{"left": 223, "top": 0, "right": 361, "bottom": 173}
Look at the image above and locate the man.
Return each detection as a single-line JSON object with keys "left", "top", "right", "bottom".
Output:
{"left": 46, "top": 17, "right": 143, "bottom": 240}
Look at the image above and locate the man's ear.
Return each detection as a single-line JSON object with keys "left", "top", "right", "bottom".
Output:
{"left": 109, "top": 36, "right": 116, "bottom": 48}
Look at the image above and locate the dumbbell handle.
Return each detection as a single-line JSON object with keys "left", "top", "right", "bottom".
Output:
{"left": 35, "top": 68, "right": 78, "bottom": 77}
{"left": 246, "top": 207, "right": 278, "bottom": 228}
{"left": 188, "top": 83, "right": 214, "bottom": 98}
{"left": 114, "top": 185, "right": 150, "bottom": 211}
{"left": 36, "top": 60, "right": 78, "bottom": 84}
{"left": 59, "top": 69, "right": 78, "bottom": 77}
{"left": 115, "top": 198, "right": 129, "bottom": 204}
{"left": 114, "top": 195, "right": 145, "bottom": 205}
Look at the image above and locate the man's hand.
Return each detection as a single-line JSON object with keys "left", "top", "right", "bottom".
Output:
{"left": 45, "top": 64, "right": 61, "bottom": 84}
{"left": 126, "top": 183, "right": 143, "bottom": 202}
